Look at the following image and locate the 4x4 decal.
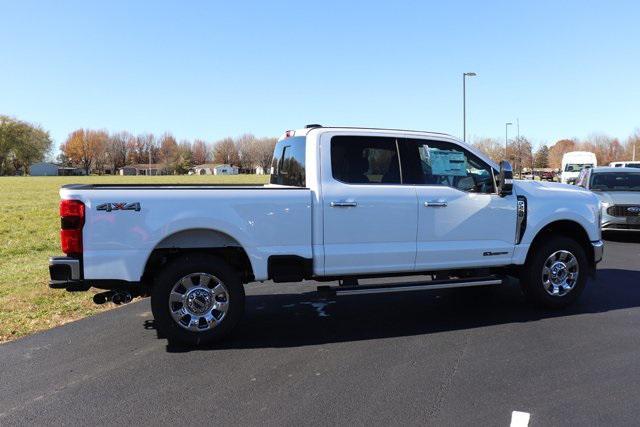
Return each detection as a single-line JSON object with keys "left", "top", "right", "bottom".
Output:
{"left": 96, "top": 202, "right": 141, "bottom": 212}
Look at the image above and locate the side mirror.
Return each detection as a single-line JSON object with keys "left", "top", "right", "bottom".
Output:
{"left": 497, "top": 160, "right": 513, "bottom": 197}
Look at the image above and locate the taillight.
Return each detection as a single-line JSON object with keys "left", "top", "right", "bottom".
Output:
{"left": 60, "top": 200, "right": 85, "bottom": 255}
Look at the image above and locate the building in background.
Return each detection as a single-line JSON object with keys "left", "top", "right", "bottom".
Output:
{"left": 118, "top": 164, "right": 166, "bottom": 176}
{"left": 30, "top": 162, "right": 85, "bottom": 176}
{"left": 192, "top": 164, "right": 239, "bottom": 175}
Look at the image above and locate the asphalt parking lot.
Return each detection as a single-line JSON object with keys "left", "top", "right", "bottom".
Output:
{"left": 1, "top": 233, "right": 639, "bottom": 426}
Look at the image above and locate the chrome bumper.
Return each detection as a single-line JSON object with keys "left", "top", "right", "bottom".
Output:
{"left": 591, "top": 240, "right": 604, "bottom": 264}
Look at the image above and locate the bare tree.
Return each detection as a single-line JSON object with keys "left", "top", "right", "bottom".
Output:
{"left": 583, "top": 133, "right": 624, "bottom": 165}
{"left": 106, "top": 131, "right": 131, "bottom": 173}
{"left": 472, "top": 137, "right": 503, "bottom": 163}
{"left": 625, "top": 130, "right": 640, "bottom": 161}
{"left": 129, "top": 133, "right": 157, "bottom": 165}
{"left": 506, "top": 137, "right": 533, "bottom": 176}
{"left": 192, "top": 139, "right": 208, "bottom": 165}
{"left": 255, "top": 137, "right": 277, "bottom": 171}
{"left": 158, "top": 132, "right": 179, "bottom": 173}
{"left": 213, "top": 137, "right": 240, "bottom": 166}
{"left": 90, "top": 130, "right": 109, "bottom": 174}
{"left": 235, "top": 133, "right": 258, "bottom": 171}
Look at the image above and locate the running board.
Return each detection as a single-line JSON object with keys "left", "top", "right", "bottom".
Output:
{"left": 317, "top": 276, "right": 503, "bottom": 297}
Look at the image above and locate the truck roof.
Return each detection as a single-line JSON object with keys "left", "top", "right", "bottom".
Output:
{"left": 280, "top": 125, "right": 455, "bottom": 140}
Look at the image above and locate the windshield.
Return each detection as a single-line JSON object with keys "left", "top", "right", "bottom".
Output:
{"left": 590, "top": 172, "right": 640, "bottom": 191}
{"left": 564, "top": 163, "right": 593, "bottom": 172}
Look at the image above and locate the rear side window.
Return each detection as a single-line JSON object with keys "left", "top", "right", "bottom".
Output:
{"left": 270, "top": 136, "right": 306, "bottom": 187}
{"left": 331, "top": 136, "right": 400, "bottom": 184}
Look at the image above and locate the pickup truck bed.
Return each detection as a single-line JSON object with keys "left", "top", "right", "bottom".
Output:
{"left": 59, "top": 184, "right": 313, "bottom": 283}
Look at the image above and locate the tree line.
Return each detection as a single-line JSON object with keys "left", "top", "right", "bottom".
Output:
{"left": 2, "top": 113, "right": 639, "bottom": 176}
{"left": 58, "top": 130, "right": 277, "bottom": 175}
{"left": 473, "top": 130, "right": 640, "bottom": 174}
{"left": 0, "top": 115, "right": 53, "bottom": 175}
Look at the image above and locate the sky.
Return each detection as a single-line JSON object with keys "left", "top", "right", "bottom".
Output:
{"left": 2, "top": 0, "right": 639, "bottom": 151}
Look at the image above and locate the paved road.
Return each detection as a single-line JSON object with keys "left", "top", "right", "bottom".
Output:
{"left": 2, "top": 234, "right": 640, "bottom": 426}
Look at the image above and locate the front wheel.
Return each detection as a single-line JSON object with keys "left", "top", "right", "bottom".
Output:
{"left": 151, "top": 253, "right": 245, "bottom": 346}
{"left": 520, "top": 236, "right": 588, "bottom": 309}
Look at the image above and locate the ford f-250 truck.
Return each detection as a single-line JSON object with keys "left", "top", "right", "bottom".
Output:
{"left": 49, "top": 126, "right": 604, "bottom": 346}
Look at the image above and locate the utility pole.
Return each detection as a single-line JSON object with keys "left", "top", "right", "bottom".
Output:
{"left": 505, "top": 122, "right": 513, "bottom": 159}
{"left": 462, "top": 72, "right": 476, "bottom": 141}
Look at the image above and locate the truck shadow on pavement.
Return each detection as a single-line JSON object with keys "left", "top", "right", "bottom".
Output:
{"left": 147, "top": 268, "right": 640, "bottom": 352}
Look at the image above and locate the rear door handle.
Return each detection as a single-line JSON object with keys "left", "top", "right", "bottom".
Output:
{"left": 331, "top": 201, "right": 358, "bottom": 208}
{"left": 424, "top": 200, "right": 447, "bottom": 207}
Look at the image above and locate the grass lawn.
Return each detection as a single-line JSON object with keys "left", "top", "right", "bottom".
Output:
{"left": 0, "top": 174, "right": 269, "bottom": 342}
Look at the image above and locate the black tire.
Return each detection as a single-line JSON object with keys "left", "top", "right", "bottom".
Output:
{"left": 520, "top": 235, "right": 588, "bottom": 309}
{"left": 151, "top": 253, "right": 245, "bottom": 346}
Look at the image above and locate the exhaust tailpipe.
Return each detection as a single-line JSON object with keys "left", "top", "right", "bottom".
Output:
{"left": 93, "top": 290, "right": 133, "bottom": 305}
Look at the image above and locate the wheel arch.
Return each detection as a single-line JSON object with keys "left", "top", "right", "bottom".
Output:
{"left": 142, "top": 228, "right": 255, "bottom": 285}
{"left": 526, "top": 220, "right": 595, "bottom": 270}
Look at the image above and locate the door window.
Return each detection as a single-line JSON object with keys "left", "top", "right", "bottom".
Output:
{"left": 400, "top": 139, "right": 495, "bottom": 194}
{"left": 331, "top": 136, "right": 401, "bottom": 184}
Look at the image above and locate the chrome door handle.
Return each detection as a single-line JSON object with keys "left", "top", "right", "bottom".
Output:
{"left": 424, "top": 200, "right": 447, "bottom": 207}
{"left": 330, "top": 201, "right": 358, "bottom": 207}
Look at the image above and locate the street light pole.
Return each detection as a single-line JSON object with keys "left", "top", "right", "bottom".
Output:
{"left": 462, "top": 72, "right": 476, "bottom": 141}
{"left": 505, "top": 122, "right": 513, "bottom": 158}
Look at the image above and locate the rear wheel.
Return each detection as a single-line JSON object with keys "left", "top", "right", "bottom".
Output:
{"left": 151, "top": 253, "right": 245, "bottom": 346}
{"left": 520, "top": 236, "right": 588, "bottom": 309}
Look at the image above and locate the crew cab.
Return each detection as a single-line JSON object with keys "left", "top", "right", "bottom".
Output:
{"left": 49, "top": 126, "right": 604, "bottom": 346}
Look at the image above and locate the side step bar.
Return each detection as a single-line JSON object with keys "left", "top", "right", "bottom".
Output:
{"left": 317, "top": 276, "right": 503, "bottom": 297}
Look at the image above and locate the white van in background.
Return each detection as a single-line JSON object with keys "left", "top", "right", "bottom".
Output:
{"left": 561, "top": 151, "right": 597, "bottom": 184}
{"left": 609, "top": 161, "right": 640, "bottom": 168}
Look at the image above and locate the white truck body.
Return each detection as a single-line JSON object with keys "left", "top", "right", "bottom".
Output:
{"left": 57, "top": 128, "right": 601, "bottom": 283}
{"left": 50, "top": 126, "right": 604, "bottom": 345}
{"left": 561, "top": 151, "right": 597, "bottom": 184}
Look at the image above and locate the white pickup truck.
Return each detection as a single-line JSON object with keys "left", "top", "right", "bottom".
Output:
{"left": 50, "top": 126, "right": 604, "bottom": 346}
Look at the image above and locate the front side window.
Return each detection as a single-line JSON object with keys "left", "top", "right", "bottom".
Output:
{"left": 331, "top": 136, "right": 400, "bottom": 184}
{"left": 400, "top": 139, "right": 495, "bottom": 194}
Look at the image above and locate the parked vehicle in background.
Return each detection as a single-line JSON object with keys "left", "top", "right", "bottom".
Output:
{"left": 561, "top": 151, "right": 597, "bottom": 184}
{"left": 609, "top": 161, "right": 640, "bottom": 169}
{"left": 49, "top": 125, "right": 604, "bottom": 346}
{"left": 541, "top": 170, "right": 556, "bottom": 181}
{"left": 577, "top": 167, "right": 640, "bottom": 232}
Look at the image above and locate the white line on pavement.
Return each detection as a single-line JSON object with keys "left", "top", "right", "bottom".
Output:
{"left": 510, "top": 411, "right": 531, "bottom": 427}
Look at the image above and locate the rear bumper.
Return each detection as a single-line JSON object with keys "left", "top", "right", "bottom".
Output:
{"left": 49, "top": 256, "right": 89, "bottom": 291}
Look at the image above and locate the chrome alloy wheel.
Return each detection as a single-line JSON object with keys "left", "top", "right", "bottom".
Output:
{"left": 168, "top": 273, "right": 229, "bottom": 331}
{"left": 541, "top": 250, "right": 579, "bottom": 297}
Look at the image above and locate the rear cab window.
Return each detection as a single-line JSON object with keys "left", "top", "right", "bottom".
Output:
{"left": 270, "top": 136, "right": 306, "bottom": 187}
